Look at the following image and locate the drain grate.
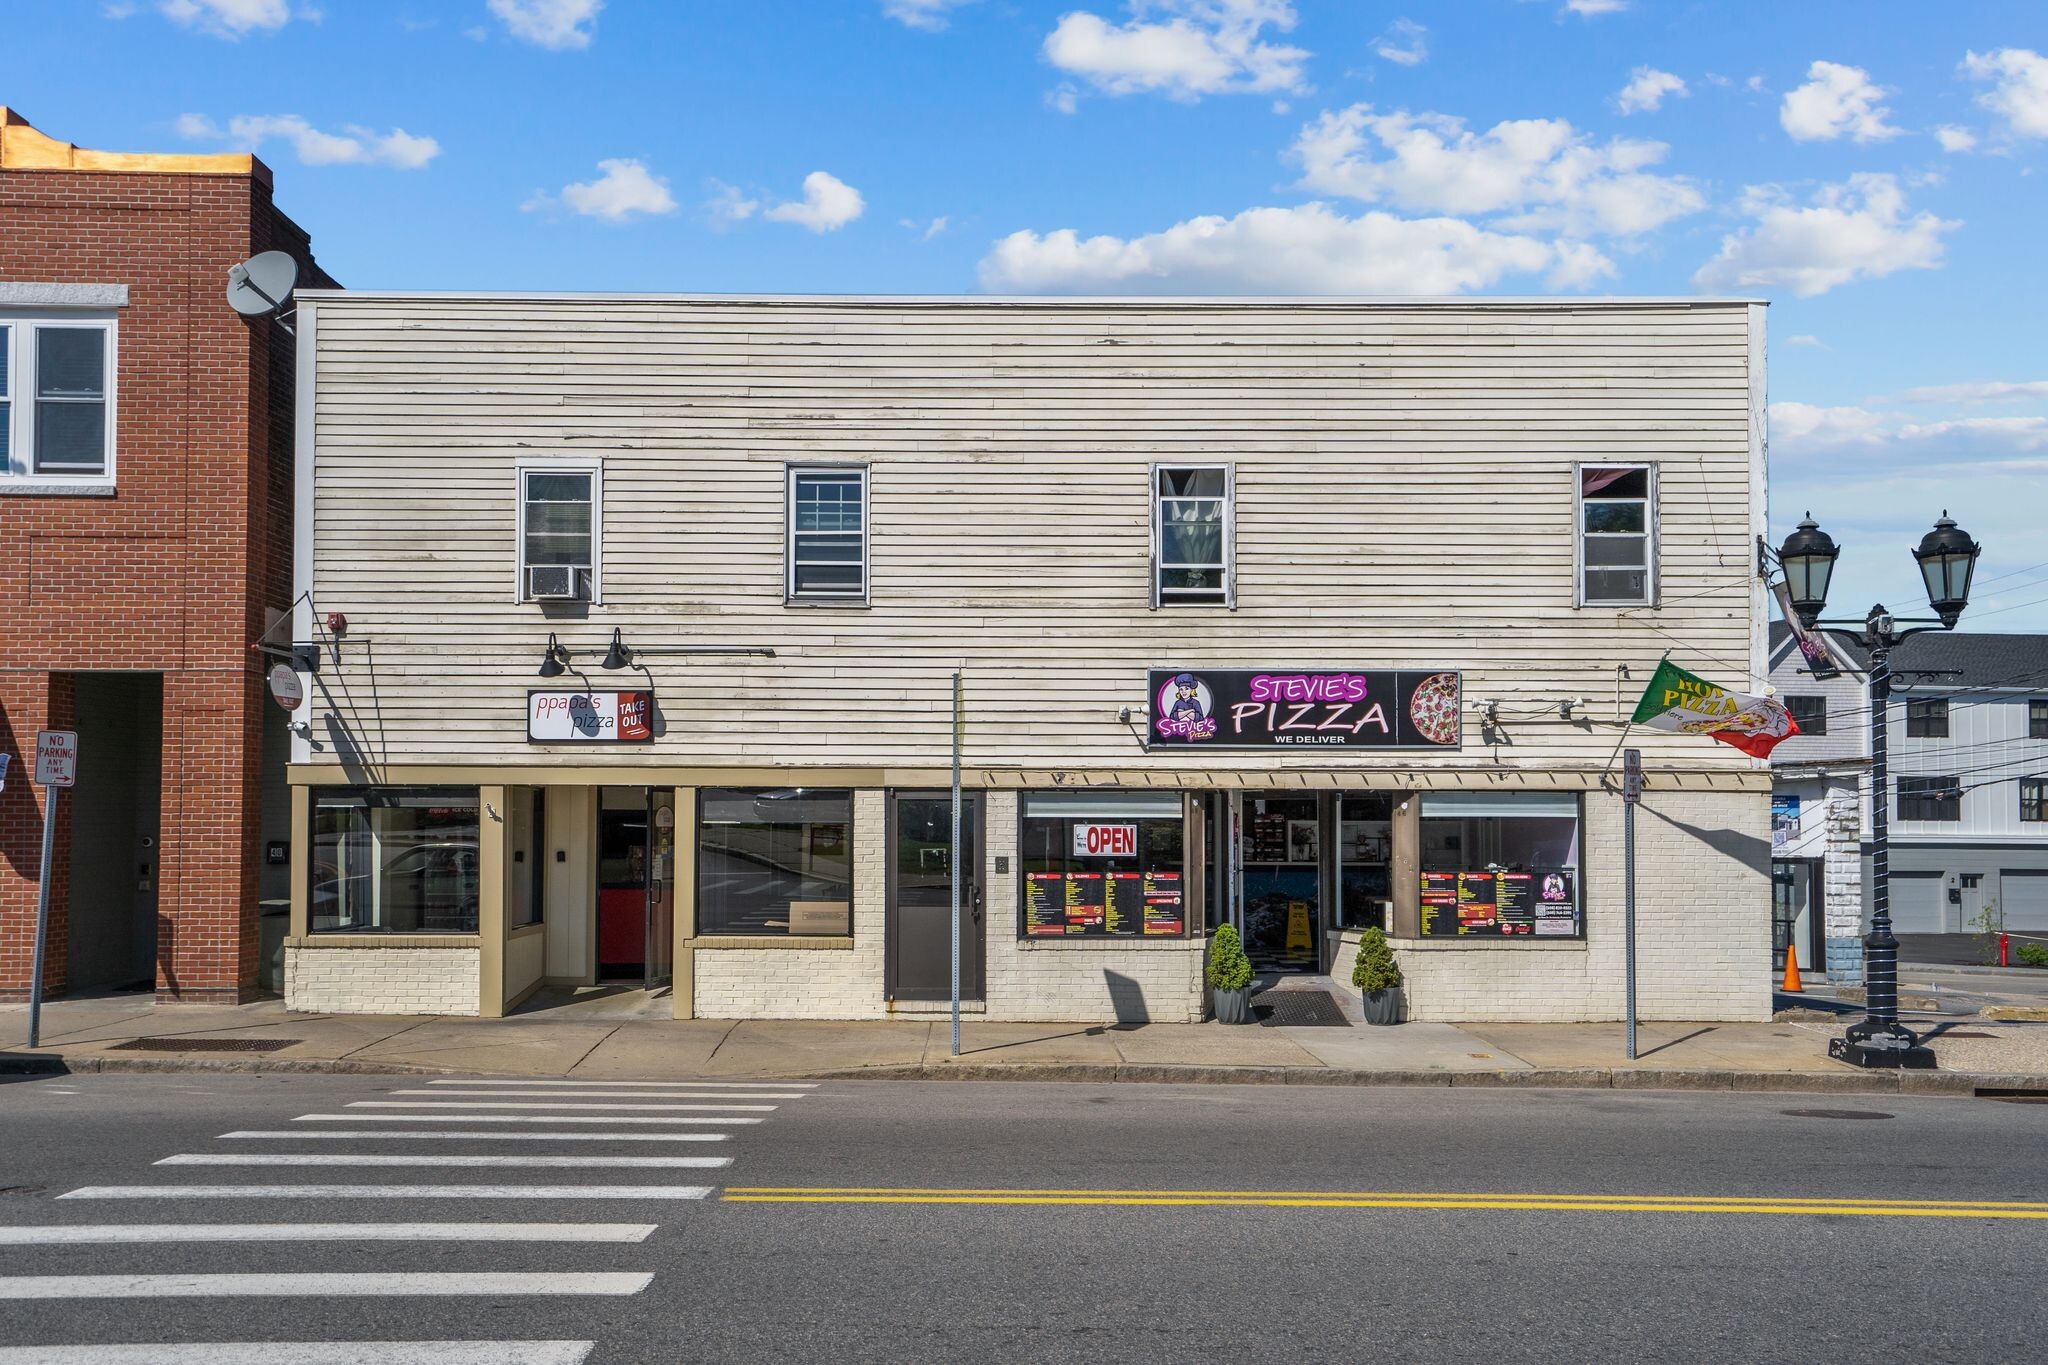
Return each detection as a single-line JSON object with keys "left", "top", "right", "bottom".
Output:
{"left": 108, "top": 1037, "right": 298, "bottom": 1053}
{"left": 1252, "top": 990, "right": 1351, "bottom": 1028}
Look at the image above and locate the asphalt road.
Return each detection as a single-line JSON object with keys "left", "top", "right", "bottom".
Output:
{"left": 2, "top": 1071, "right": 2044, "bottom": 1363}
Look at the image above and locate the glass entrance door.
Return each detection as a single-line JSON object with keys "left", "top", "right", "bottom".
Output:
{"left": 1240, "top": 793, "right": 1322, "bottom": 971}
{"left": 645, "top": 790, "right": 675, "bottom": 990}
{"left": 887, "top": 793, "right": 984, "bottom": 1001}
{"left": 1772, "top": 858, "right": 1821, "bottom": 972}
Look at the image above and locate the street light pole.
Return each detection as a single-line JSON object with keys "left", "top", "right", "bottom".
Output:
{"left": 1772, "top": 513, "right": 1979, "bottom": 1070}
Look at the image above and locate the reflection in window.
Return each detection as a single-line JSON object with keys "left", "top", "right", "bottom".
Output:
{"left": 311, "top": 788, "right": 481, "bottom": 934}
{"left": 697, "top": 789, "right": 853, "bottom": 935}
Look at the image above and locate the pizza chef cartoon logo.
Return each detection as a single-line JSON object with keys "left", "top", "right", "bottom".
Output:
{"left": 1155, "top": 672, "right": 1218, "bottom": 741}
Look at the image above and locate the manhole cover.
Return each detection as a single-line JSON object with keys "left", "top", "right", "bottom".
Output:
{"left": 1780, "top": 1108, "right": 1895, "bottom": 1121}
{"left": 108, "top": 1037, "right": 297, "bottom": 1053}
{"left": 1252, "top": 990, "right": 1351, "bottom": 1028}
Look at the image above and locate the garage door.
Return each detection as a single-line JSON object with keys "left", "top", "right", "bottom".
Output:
{"left": 1999, "top": 871, "right": 2048, "bottom": 933}
{"left": 1888, "top": 873, "right": 1946, "bottom": 934}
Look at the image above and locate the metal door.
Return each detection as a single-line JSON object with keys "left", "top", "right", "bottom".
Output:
{"left": 886, "top": 792, "right": 983, "bottom": 1001}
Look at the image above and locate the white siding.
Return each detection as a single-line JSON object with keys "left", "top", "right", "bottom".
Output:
{"left": 1891, "top": 692, "right": 2048, "bottom": 842}
{"left": 298, "top": 296, "right": 1764, "bottom": 781}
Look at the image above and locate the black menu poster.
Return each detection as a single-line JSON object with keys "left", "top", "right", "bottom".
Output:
{"left": 1249, "top": 812, "right": 1291, "bottom": 863}
{"left": 1495, "top": 872, "right": 1536, "bottom": 935}
{"left": 1105, "top": 872, "right": 1141, "bottom": 934}
{"left": 1063, "top": 873, "right": 1106, "bottom": 933}
{"left": 1142, "top": 871, "right": 1184, "bottom": 935}
{"left": 1025, "top": 873, "right": 1066, "bottom": 936}
{"left": 1455, "top": 872, "right": 1498, "bottom": 933}
{"left": 1420, "top": 872, "right": 1458, "bottom": 936}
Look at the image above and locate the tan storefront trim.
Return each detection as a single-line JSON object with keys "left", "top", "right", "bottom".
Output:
{"left": 286, "top": 935, "right": 483, "bottom": 949}
{"left": 693, "top": 935, "right": 855, "bottom": 951}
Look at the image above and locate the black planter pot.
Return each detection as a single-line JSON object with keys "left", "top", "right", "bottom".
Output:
{"left": 1213, "top": 986, "right": 1251, "bottom": 1025}
{"left": 1361, "top": 987, "right": 1402, "bottom": 1026}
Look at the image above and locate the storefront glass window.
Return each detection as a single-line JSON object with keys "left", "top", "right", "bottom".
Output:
{"left": 310, "top": 788, "right": 481, "bottom": 934}
{"left": 697, "top": 789, "right": 853, "bottom": 935}
{"left": 1337, "top": 793, "right": 1393, "bottom": 929}
{"left": 509, "top": 787, "right": 546, "bottom": 928}
{"left": 1419, "top": 792, "right": 1582, "bottom": 938}
{"left": 1019, "top": 792, "right": 1187, "bottom": 937}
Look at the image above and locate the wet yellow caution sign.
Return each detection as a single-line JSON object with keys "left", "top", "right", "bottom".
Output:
{"left": 1286, "top": 900, "right": 1312, "bottom": 953}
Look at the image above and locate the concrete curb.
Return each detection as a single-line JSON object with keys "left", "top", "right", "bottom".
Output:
{"left": 6, "top": 1051, "right": 2047, "bottom": 1097}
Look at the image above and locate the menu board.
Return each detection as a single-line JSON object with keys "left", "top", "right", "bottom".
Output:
{"left": 1421, "top": 869, "right": 1579, "bottom": 938}
{"left": 1142, "top": 871, "right": 1184, "bottom": 935}
{"left": 1025, "top": 869, "right": 1184, "bottom": 936}
{"left": 1248, "top": 810, "right": 1292, "bottom": 863}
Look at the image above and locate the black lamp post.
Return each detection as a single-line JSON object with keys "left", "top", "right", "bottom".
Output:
{"left": 1776, "top": 511, "right": 1981, "bottom": 1069}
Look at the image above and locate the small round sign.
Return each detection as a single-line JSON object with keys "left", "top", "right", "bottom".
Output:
{"left": 268, "top": 664, "right": 305, "bottom": 712}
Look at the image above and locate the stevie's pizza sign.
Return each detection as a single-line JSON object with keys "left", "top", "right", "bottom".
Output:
{"left": 1147, "top": 669, "right": 1462, "bottom": 750}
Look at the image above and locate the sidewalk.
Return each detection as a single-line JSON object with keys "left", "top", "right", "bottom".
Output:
{"left": 6, "top": 991, "right": 2047, "bottom": 1095}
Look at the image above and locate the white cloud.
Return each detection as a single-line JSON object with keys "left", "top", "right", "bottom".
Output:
{"left": 1771, "top": 402, "right": 1893, "bottom": 450}
{"left": 1563, "top": 0, "right": 1628, "bottom": 15}
{"left": 1373, "top": 18, "right": 1426, "bottom": 68}
{"left": 883, "top": 0, "right": 973, "bottom": 30}
{"left": 488, "top": 0, "right": 601, "bottom": 51}
{"left": 1046, "top": 84, "right": 1081, "bottom": 114}
{"left": 1291, "top": 104, "right": 1704, "bottom": 237}
{"left": 1779, "top": 60, "right": 1902, "bottom": 142}
{"left": 1898, "top": 380, "right": 2048, "bottom": 404}
{"left": 764, "top": 171, "right": 866, "bottom": 232}
{"left": 1693, "top": 174, "right": 1956, "bottom": 297}
{"left": 704, "top": 180, "right": 759, "bottom": 226}
{"left": 158, "top": 0, "right": 291, "bottom": 37}
{"left": 1933, "top": 124, "right": 1979, "bottom": 153}
{"left": 531, "top": 158, "right": 676, "bottom": 222}
{"left": 1784, "top": 334, "right": 1824, "bottom": 347}
{"left": 1043, "top": 0, "right": 1310, "bottom": 102}
{"left": 977, "top": 201, "right": 1610, "bottom": 295}
{"left": 1615, "top": 66, "right": 1686, "bottom": 114}
{"left": 1772, "top": 401, "right": 2048, "bottom": 462}
{"left": 1962, "top": 48, "right": 2048, "bottom": 139}
{"left": 178, "top": 112, "right": 440, "bottom": 169}
{"left": 899, "top": 215, "right": 950, "bottom": 240}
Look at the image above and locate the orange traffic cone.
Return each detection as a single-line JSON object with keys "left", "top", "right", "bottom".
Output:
{"left": 1781, "top": 946, "right": 1803, "bottom": 993}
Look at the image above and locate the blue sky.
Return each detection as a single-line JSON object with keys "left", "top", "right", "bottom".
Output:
{"left": 7, "top": 0, "right": 2048, "bottom": 631}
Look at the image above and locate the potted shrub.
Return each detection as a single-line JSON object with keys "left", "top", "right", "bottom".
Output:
{"left": 1351, "top": 926, "right": 1403, "bottom": 1025}
{"left": 1207, "top": 924, "right": 1254, "bottom": 1024}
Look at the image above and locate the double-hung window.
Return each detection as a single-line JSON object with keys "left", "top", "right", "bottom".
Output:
{"left": 787, "top": 466, "right": 867, "bottom": 602}
{"left": 1785, "top": 695, "right": 1828, "bottom": 736}
{"left": 1, "top": 316, "right": 116, "bottom": 485}
{"left": 2030, "top": 700, "right": 2048, "bottom": 740}
{"left": 1897, "top": 775, "right": 1961, "bottom": 822}
{"left": 1153, "top": 464, "right": 1233, "bottom": 607}
{"left": 516, "top": 464, "right": 599, "bottom": 602}
{"left": 2021, "top": 778, "right": 2048, "bottom": 824}
{"left": 1576, "top": 465, "right": 1656, "bottom": 606}
{"left": 1905, "top": 697, "right": 1948, "bottom": 738}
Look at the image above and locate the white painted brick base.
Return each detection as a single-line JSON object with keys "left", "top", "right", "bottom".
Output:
{"left": 285, "top": 946, "right": 482, "bottom": 1017}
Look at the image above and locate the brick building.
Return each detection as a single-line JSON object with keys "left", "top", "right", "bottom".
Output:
{"left": 0, "top": 109, "right": 332, "bottom": 1004}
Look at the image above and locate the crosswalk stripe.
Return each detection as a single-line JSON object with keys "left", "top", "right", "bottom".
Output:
{"left": 59, "top": 1185, "right": 714, "bottom": 1201}
{"left": 0, "top": 1224, "right": 656, "bottom": 1245}
{"left": 157, "top": 1154, "right": 730, "bottom": 1169}
{"left": 388, "top": 1089, "right": 810, "bottom": 1100}
{"left": 347, "top": 1101, "right": 776, "bottom": 1112}
{"left": 424, "top": 1079, "right": 812, "bottom": 1089}
{"left": 226, "top": 1130, "right": 729, "bottom": 1142}
{"left": 0, "top": 1273, "right": 651, "bottom": 1300}
{"left": 293, "top": 1114, "right": 760, "bottom": 1126}
{"left": 0, "top": 1344, "right": 595, "bottom": 1364}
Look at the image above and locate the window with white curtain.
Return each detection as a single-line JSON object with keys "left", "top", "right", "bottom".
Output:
{"left": 1153, "top": 464, "right": 1233, "bottom": 607}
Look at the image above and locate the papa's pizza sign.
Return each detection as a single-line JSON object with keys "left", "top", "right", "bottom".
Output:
{"left": 1147, "top": 669, "right": 1462, "bottom": 750}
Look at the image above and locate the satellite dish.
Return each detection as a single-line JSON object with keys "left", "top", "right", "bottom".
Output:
{"left": 227, "top": 250, "right": 298, "bottom": 317}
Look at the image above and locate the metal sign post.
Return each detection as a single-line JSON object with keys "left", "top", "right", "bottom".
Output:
{"left": 1621, "top": 748, "right": 1643, "bottom": 1061}
{"left": 28, "top": 730, "right": 79, "bottom": 1050}
{"left": 949, "top": 670, "right": 963, "bottom": 1059}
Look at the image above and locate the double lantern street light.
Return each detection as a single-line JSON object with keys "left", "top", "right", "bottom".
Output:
{"left": 1776, "top": 511, "right": 1982, "bottom": 1069}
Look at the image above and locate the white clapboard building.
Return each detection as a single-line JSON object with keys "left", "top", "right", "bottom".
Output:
{"left": 282, "top": 293, "right": 1773, "bottom": 1024}
{"left": 1768, "top": 625, "right": 2048, "bottom": 976}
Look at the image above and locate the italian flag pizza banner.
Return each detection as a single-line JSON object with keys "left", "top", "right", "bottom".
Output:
{"left": 1628, "top": 659, "right": 1799, "bottom": 758}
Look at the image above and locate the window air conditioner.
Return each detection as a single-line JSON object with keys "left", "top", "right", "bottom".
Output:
{"left": 527, "top": 565, "right": 583, "bottom": 600}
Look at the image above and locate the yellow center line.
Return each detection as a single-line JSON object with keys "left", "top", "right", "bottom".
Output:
{"left": 717, "top": 1187, "right": 2048, "bottom": 1220}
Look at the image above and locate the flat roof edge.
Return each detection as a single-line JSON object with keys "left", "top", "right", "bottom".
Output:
{"left": 294, "top": 290, "right": 1767, "bottom": 307}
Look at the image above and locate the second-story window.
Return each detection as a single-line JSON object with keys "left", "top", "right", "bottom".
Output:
{"left": 1897, "top": 775, "right": 1961, "bottom": 822}
{"left": 2021, "top": 778, "right": 2047, "bottom": 824}
{"left": 1577, "top": 465, "right": 1656, "bottom": 607}
{"left": 517, "top": 466, "right": 599, "bottom": 602}
{"left": 1153, "top": 464, "right": 1233, "bottom": 607}
{"left": 2031, "top": 700, "right": 2048, "bottom": 740}
{"left": 1906, "top": 697, "right": 1949, "bottom": 738}
{"left": 1785, "top": 695, "right": 1828, "bottom": 736}
{"left": 787, "top": 466, "right": 867, "bottom": 602}
{"left": 1, "top": 317, "right": 116, "bottom": 484}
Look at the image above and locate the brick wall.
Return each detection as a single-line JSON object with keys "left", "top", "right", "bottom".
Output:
{"left": 284, "top": 945, "right": 480, "bottom": 1016}
{"left": 1333, "top": 787, "right": 1772, "bottom": 1023}
{"left": 0, "top": 151, "right": 330, "bottom": 1003}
